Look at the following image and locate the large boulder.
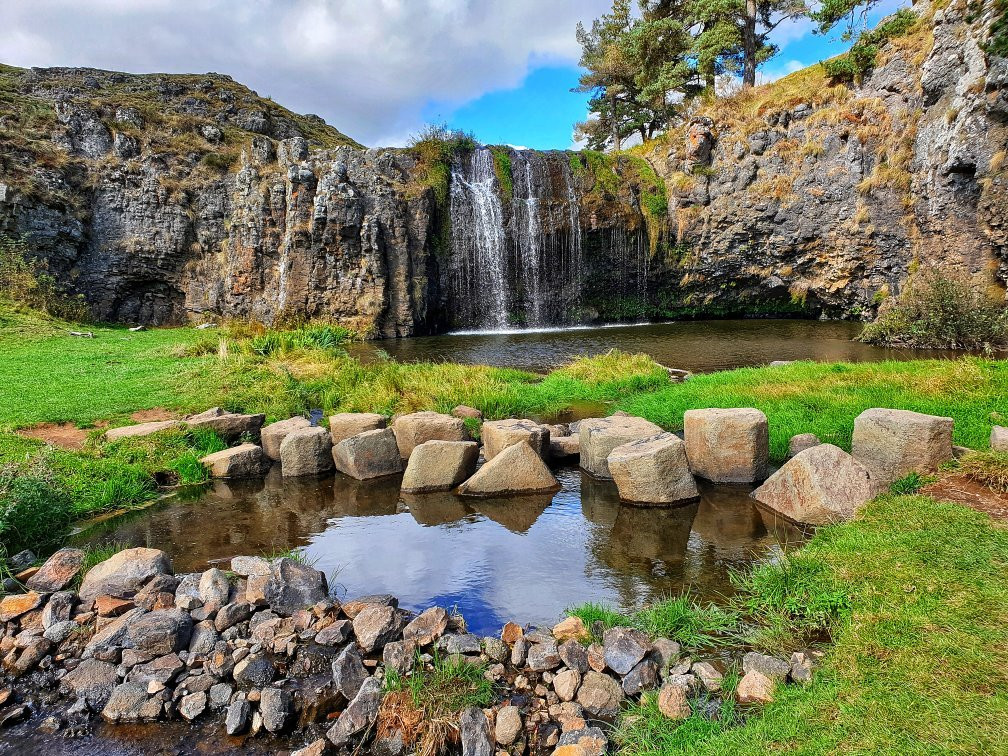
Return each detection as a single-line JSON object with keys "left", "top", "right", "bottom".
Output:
{"left": 607, "top": 433, "right": 699, "bottom": 505}
{"left": 482, "top": 419, "right": 549, "bottom": 461}
{"left": 391, "top": 411, "right": 469, "bottom": 459}
{"left": 683, "top": 408, "right": 769, "bottom": 483}
{"left": 26, "top": 547, "right": 85, "bottom": 593}
{"left": 851, "top": 408, "right": 953, "bottom": 487}
{"left": 261, "top": 417, "right": 311, "bottom": 460}
{"left": 752, "top": 444, "right": 874, "bottom": 524}
{"left": 200, "top": 444, "right": 267, "bottom": 479}
{"left": 105, "top": 420, "right": 181, "bottom": 442}
{"left": 79, "top": 548, "right": 172, "bottom": 607}
{"left": 329, "top": 413, "right": 386, "bottom": 446}
{"left": 457, "top": 441, "right": 560, "bottom": 497}
{"left": 280, "top": 426, "right": 334, "bottom": 477}
{"left": 579, "top": 416, "right": 663, "bottom": 479}
{"left": 186, "top": 407, "right": 265, "bottom": 442}
{"left": 401, "top": 440, "right": 479, "bottom": 493}
{"left": 332, "top": 428, "right": 405, "bottom": 480}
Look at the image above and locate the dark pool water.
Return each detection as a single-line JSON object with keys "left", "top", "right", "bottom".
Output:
{"left": 74, "top": 465, "right": 805, "bottom": 637}
{"left": 352, "top": 319, "right": 960, "bottom": 373}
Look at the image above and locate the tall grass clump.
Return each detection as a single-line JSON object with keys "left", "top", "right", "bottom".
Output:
{"left": 407, "top": 123, "right": 479, "bottom": 206}
{"left": 858, "top": 268, "right": 1008, "bottom": 349}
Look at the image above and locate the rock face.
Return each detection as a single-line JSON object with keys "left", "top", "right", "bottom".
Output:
{"left": 851, "top": 408, "right": 954, "bottom": 486}
{"left": 401, "top": 440, "right": 479, "bottom": 493}
{"left": 332, "top": 428, "right": 405, "bottom": 480}
{"left": 608, "top": 433, "right": 699, "bottom": 505}
{"left": 579, "top": 416, "right": 664, "bottom": 479}
{"left": 753, "top": 443, "right": 875, "bottom": 524}
{"left": 683, "top": 408, "right": 769, "bottom": 483}
{"left": 456, "top": 440, "right": 560, "bottom": 497}
{"left": 482, "top": 419, "right": 549, "bottom": 461}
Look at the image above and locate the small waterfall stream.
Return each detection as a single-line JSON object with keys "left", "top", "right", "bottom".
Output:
{"left": 446, "top": 147, "right": 649, "bottom": 331}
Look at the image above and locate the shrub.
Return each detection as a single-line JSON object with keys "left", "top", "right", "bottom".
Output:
{"left": 0, "top": 236, "right": 89, "bottom": 321}
{"left": 407, "top": 123, "right": 479, "bottom": 206}
{"left": 858, "top": 268, "right": 1008, "bottom": 349}
{"left": 489, "top": 145, "right": 513, "bottom": 196}
{"left": 823, "top": 9, "right": 918, "bottom": 83}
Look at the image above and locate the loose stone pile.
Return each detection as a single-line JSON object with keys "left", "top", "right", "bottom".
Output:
{"left": 0, "top": 547, "right": 819, "bottom": 754}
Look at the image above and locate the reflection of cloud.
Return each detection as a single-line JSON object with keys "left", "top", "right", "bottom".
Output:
{"left": 0, "top": 0, "right": 612, "bottom": 146}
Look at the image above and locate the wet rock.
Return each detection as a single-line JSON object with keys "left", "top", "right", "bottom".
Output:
{"left": 0, "top": 591, "right": 43, "bottom": 622}
{"left": 576, "top": 671, "right": 624, "bottom": 719}
{"left": 79, "top": 547, "right": 172, "bottom": 607}
{"left": 851, "top": 408, "right": 954, "bottom": 487}
{"left": 260, "top": 686, "right": 292, "bottom": 732}
{"left": 105, "top": 420, "right": 181, "bottom": 442}
{"left": 683, "top": 408, "right": 769, "bottom": 483}
{"left": 315, "top": 619, "right": 352, "bottom": 645}
{"left": 233, "top": 653, "right": 276, "bottom": 689}
{"left": 401, "top": 440, "right": 479, "bottom": 493}
{"left": 391, "top": 411, "right": 469, "bottom": 459}
{"left": 553, "top": 616, "right": 588, "bottom": 643}
{"left": 742, "top": 651, "right": 791, "bottom": 681}
{"left": 26, "top": 547, "right": 85, "bottom": 593}
{"left": 608, "top": 433, "right": 699, "bottom": 505}
{"left": 602, "top": 627, "right": 650, "bottom": 675}
{"left": 215, "top": 602, "right": 253, "bottom": 631}
{"left": 657, "top": 683, "right": 691, "bottom": 720}
{"left": 332, "top": 428, "right": 405, "bottom": 480}
{"left": 495, "top": 704, "right": 523, "bottom": 745}
{"left": 553, "top": 668, "right": 581, "bottom": 702}
{"left": 262, "top": 558, "right": 328, "bottom": 616}
{"left": 261, "top": 416, "right": 312, "bottom": 460}
{"left": 788, "top": 433, "right": 821, "bottom": 457}
{"left": 127, "top": 609, "right": 193, "bottom": 654}
{"left": 622, "top": 657, "right": 659, "bottom": 696}
{"left": 225, "top": 698, "right": 251, "bottom": 735}
{"left": 292, "top": 738, "right": 331, "bottom": 756}
{"left": 753, "top": 444, "right": 874, "bottom": 524}
{"left": 281, "top": 426, "right": 335, "bottom": 477}
{"left": 457, "top": 440, "right": 559, "bottom": 496}
{"left": 482, "top": 419, "right": 550, "bottom": 461}
{"left": 353, "top": 604, "right": 402, "bottom": 653}
{"left": 403, "top": 606, "right": 448, "bottom": 647}
{"left": 332, "top": 644, "right": 368, "bottom": 700}
{"left": 200, "top": 444, "right": 268, "bottom": 479}
{"left": 179, "top": 690, "right": 207, "bottom": 721}
{"left": 125, "top": 653, "right": 184, "bottom": 686}
{"left": 326, "top": 676, "right": 383, "bottom": 746}
{"left": 0, "top": 706, "right": 29, "bottom": 728}
{"left": 459, "top": 705, "right": 493, "bottom": 756}
{"left": 736, "top": 669, "right": 775, "bottom": 703}
{"left": 329, "top": 412, "right": 386, "bottom": 445}
{"left": 101, "top": 682, "right": 150, "bottom": 722}
{"left": 527, "top": 640, "right": 562, "bottom": 671}
{"left": 37, "top": 715, "right": 61, "bottom": 734}
{"left": 580, "top": 416, "right": 664, "bottom": 479}
{"left": 187, "top": 408, "right": 265, "bottom": 443}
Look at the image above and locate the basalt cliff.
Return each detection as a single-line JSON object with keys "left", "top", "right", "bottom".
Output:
{"left": 0, "top": 0, "right": 1005, "bottom": 336}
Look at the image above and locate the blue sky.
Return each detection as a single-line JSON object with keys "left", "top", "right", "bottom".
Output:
{"left": 432, "top": 0, "right": 906, "bottom": 149}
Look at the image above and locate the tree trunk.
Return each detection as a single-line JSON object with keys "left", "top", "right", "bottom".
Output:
{"left": 742, "top": 0, "right": 758, "bottom": 88}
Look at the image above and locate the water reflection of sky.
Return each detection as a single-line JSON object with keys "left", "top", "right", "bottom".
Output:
{"left": 79, "top": 467, "right": 801, "bottom": 637}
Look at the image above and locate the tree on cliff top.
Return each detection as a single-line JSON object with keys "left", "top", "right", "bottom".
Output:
{"left": 575, "top": 0, "right": 699, "bottom": 150}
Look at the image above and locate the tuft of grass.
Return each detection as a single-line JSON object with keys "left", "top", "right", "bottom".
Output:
{"left": 383, "top": 651, "right": 494, "bottom": 756}
{"left": 566, "top": 602, "right": 632, "bottom": 642}
{"left": 488, "top": 145, "right": 513, "bottom": 196}
{"left": 100, "top": 427, "right": 227, "bottom": 486}
{"left": 407, "top": 123, "right": 479, "bottom": 206}
{"left": 958, "top": 450, "right": 1008, "bottom": 493}
{"left": 889, "top": 470, "right": 931, "bottom": 495}
{"left": 260, "top": 545, "right": 319, "bottom": 567}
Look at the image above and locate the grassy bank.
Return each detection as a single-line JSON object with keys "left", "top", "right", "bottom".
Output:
{"left": 608, "top": 492, "right": 1008, "bottom": 754}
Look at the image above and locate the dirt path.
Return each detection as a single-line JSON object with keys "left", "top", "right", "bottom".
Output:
{"left": 16, "top": 409, "right": 180, "bottom": 450}
{"left": 923, "top": 476, "right": 1008, "bottom": 521}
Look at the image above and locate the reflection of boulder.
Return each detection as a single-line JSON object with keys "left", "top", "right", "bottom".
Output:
{"left": 690, "top": 481, "right": 768, "bottom": 553}
{"left": 754, "top": 504, "right": 812, "bottom": 548}
{"left": 469, "top": 494, "right": 552, "bottom": 534}
{"left": 211, "top": 472, "right": 269, "bottom": 501}
{"left": 331, "top": 474, "right": 401, "bottom": 517}
{"left": 604, "top": 501, "right": 698, "bottom": 568}
{"left": 579, "top": 472, "right": 622, "bottom": 527}
{"left": 401, "top": 492, "right": 472, "bottom": 527}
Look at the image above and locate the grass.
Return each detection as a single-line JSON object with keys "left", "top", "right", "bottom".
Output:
{"left": 616, "top": 684, "right": 741, "bottom": 756}
{"left": 260, "top": 545, "right": 319, "bottom": 567}
{"left": 620, "top": 358, "right": 1008, "bottom": 463}
{"left": 612, "top": 492, "right": 1008, "bottom": 754}
{"left": 382, "top": 651, "right": 494, "bottom": 756}
{"left": 958, "top": 450, "right": 1008, "bottom": 493}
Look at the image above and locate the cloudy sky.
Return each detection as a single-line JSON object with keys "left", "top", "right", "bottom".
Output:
{"left": 1, "top": 0, "right": 904, "bottom": 148}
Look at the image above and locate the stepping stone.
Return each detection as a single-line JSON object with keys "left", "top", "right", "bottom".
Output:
{"left": 186, "top": 408, "right": 265, "bottom": 442}
{"left": 280, "top": 426, "right": 334, "bottom": 477}
{"left": 851, "top": 408, "right": 953, "bottom": 487}
{"left": 332, "top": 428, "right": 405, "bottom": 480}
{"left": 457, "top": 441, "right": 559, "bottom": 497}
{"left": 608, "top": 433, "right": 698, "bottom": 505}
{"left": 200, "top": 443, "right": 267, "bottom": 479}
{"left": 329, "top": 413, "right": 386, "bottom": 446}
{"left": 391, "top": 411, "right": 469, "bottom": 459}
{"left": 579, "top": 416, "right": 663, "bottom": 479}
{"left": 401, "top": 440, "right": 479, "bottom": 493}
{"left": 683, "top": 408, "right": 769, "bottom": 483}
{"left": 260, "top": 417, "right": 311, "bottom": 461}
{"left": 105, "top": 420, "right": 181, "bottom": 442}
{"left": 482, "top": 419, "right": 549, "bottom": 461}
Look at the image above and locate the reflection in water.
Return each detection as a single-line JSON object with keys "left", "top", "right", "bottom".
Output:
{"left": 352, "top": 319, "right": 962, "bottom": 373}
{"left": 77, "top": 465, "right": 797, "bottom": 636}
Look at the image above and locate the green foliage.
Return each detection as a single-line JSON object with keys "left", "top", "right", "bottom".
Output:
{"left": 889, "top": 471, "right": 929, "bottom": 495}
{"left": 858, "top": 267, "right": 1008, "bottom": 349}
{"left": 628, "top": 155, "right": 668, "bottom": 221}
{"left": 822, "top": 9, "right": 918, "bottom": 83}
{"left": 958, "top": 450, "right": 1008, "bottom": 493}
{"left": 241, "top": 323, "right": 356, "bottom": 357}
{"left": 615, "top": 686, "right": 740, "bottom": 755}
{"left": 489, "top": 146, "right": 513, "bottom": 196}
{"left": 990, "top": 0, "right": 1008, "bottom": 57}
{"left": 100, "top": 427, "right": 227, "bottom": 486}
{"left": 0, "top": 236, "right": 89, "bottom": 321}
{"left": 199, "top": 150, "right": 238, "bottom": 173}
{"left": 407, "top": 122, "right": 479, "bottom": 206}
{"left": 581, "top": 150, "right": 622, "bottom": 198}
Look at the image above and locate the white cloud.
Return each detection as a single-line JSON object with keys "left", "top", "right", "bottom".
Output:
{"left": 0, "top": 0, "right": 610, "bottom": 146}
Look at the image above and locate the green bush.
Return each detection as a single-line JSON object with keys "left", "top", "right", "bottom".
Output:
{"left": 489, "top": 145, "right": 513, "bottom": 196}
{"left": 407, "top": 122, "right": 479, "bottom": 206}
{"left": 858, "top": 268, "right": 1008, "bottom": 349}
{"left": 823, "top": 9, "right": 918, "bottom": 83}
{"left": 988, "top": 0, "right": 1008, "bottom": 57}
{"left": 0, "top": 236, "right": 89, "bottom": 321}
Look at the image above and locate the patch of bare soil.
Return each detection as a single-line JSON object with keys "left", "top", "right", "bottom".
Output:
{"left": 131, "top": 408, "right": 180, "bottom": 422}
{"left": 923, "top": 476, "right": 1008, "bottom": 521}
{"left": 17, "top": 422, "right": 89, "bottom": 450}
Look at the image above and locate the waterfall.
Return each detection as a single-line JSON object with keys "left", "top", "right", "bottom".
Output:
{"left": 511, "top": 152, "right": 545, "bottom": 327}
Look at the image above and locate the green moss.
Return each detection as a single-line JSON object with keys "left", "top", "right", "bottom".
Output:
{"left": 489, "top": 145, "right": 513, "bottom": 197}
{"left": 568, "top": 151, "right": 586, "bottom": 177}
{"left": 582, "top": 150, "right": 622, "bottom": 198}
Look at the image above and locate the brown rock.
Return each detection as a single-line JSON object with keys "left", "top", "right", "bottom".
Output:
{"left": 280, "top": 426, "right": 334, "bottom": 477}
{"left": 402, "top": 606, "right": 449, "bottom": 647}
{"left": 332, "top": 428, "right": 404, "bottom": 480}
{"left": 79, "top": 547, "right": 172, "bottom": 608}
{"left": 735, "top": 669, "right": 775, "bottom": 704}
{"left": 186, "top": 408, "right": 265, "bottom": 442}
{"left": 452, "top": 405, "right": 483, "bottom": 420}
{"left": 851, "top": 408, "right": 954, "bottom": 487}
{"left": 456, "top": 440, "right": 559, "bottom": 497}
{"left": 329, "top": 413, "right": 386, "bottom": 446}
{"left": 607, "top": 433, "right": 699, "bottom": 505}
{"left": 260, "top": 416, "right": 311, "bottom": 460}
{"left": 482, "top": 419, "right": 549, "bottom": 461}
{"left": 501, "top": 622, "right": 524, "bottom": 645}
{"left": 0, "top": 592, "right": 43, "bottom": 622}
{"left": 552, "top": 616, "right": 588, "bottom": 643}
{"left": 200, "top": 444, "right": 267, "bottom": 479}
{"left": 401, "top": 440, "right": 479, "bottom": 493}
{"left": 683, "top": 408, "right": 769, "bottom": 483}
{"left": 26, "top": 548, "right": 85, "bottom": 593}
{"left": 391, "top": 411, "right": 469, "bottom": 459}
{"left": 657, "top": 683, "right": 691, "bottom": 720}
{"left": 96, "top": 595, "right": 135, "bottom": 617}
{"left": 105, "top": 420, "right": 182, "bottom": 442}
{"left": 579, "top": 416, "right": 663, "bottom": 479}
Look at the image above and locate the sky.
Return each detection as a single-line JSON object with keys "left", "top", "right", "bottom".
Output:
{"left": 0, "top": 0, "right": 905, "bottom": 149}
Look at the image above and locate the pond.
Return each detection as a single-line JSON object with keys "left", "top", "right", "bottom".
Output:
{"left": 74, "top": 465, "right": 805, "bottom": 637}
{"left": 353, "top": 319, "right": 959, "bottom": 373}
